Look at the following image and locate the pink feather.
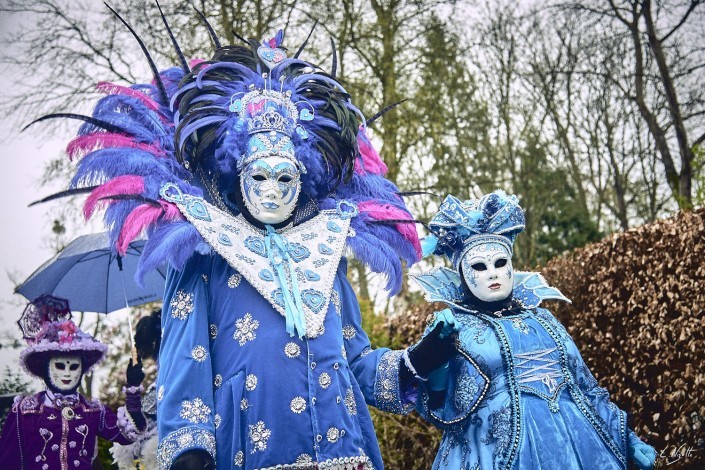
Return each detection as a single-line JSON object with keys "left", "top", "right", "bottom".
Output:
{"left": 117, "top": 200, "right": 182, "bottom": 254}
{"left": 358, "top": 201, "right": 422, "bottom": 259}
{"left": 355, "top": 129, "right": 388, "bottom": 175}
{"left": 66, "top": 134, "right": 166, "bottom": 161}
{"left": 84, "top": 176, "right": 145, "bottom": 220}
{"left": 189, "top": 58, "right": 206, "bottom": 68}
{"left": 96, "top": 82, "right": 161, "bottom": 113}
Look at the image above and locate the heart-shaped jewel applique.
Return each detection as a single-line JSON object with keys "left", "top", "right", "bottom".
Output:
{"left": 218, "top": 233, "right": 232, "bottom": 246}
{"left": 160, "top": 182, "right": 185, "bottom": 203}
{"left": 186, "top": 199, "right": 211, "bottom": 221}
{"left": 257, "top": 46, "right": 287, "bottom": 69}
{"left": 299, "top": 109, "right": 314, "bottom": 121}
{"left": 304, "top": 270, "right": 321, "bottom": 281}
{"left": 244, "top": 236, "right": 267, "bottom": 257}
{"left": 301, "top": 289, "right": 326, "bottom": 313}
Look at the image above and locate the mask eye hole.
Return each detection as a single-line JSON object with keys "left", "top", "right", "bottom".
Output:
{"left": 278, "top": 175, "right": 293, "bottom": 183}
{"left": 69, "top": 364, "right": 80, "bottom": 371}
{"left": 471, "top": 262, "right": 487, "bottom": 271}
{"left": 495, "top": 258, "right": 508, "bottom": 268}
{"left": 55, "top": 363, "right": 66, "bottom": 370}
{"left": 252, "top": 174, "right": 267, "bottom": 182}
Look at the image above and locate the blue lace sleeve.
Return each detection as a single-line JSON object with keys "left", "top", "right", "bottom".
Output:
{"left": 416, "top": 344, "right": 489, "bottom": 429}
{"left": 337, "top": 259, "right": 415, "bottom": 415}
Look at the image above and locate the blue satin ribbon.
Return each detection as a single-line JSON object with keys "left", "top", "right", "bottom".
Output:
{"left": 265, "top": 225, "right": 306, "bottom": 338}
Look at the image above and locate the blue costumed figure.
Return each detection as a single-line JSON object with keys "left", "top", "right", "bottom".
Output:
{"left": 36, "top": 5, "right": 459, "bottom": 468}
{"left": 411, "top": 191, "right": 657, "bottom": 470}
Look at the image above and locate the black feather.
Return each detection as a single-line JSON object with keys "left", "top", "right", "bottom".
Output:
{"left": 104, "top": 2, "right": 168, "bottom": 105}
{"left": 155, "top": 0, "right": 189, "bottom": 74}
{"left": 366, "top": 99, "right": 408, "bottom": 127}
{"left": 28, "top": 186, "right": 99, "bottom": 207}
{"left": 22, "top": 113, "right": 128, "bottom": 134}
{"left": 98, "top": 194, "right": 161, "bottom": 207}
{"left": 294, "top": 20, "right": 318, "bottom": 59}
{"left": 193, "top": 6, "right": 221, "bottom": 49}
{"left": 329, "top": 37, "right": 337, "bottom": 78}
{"left": 370, "top": 219, "right": 430, "bottom": 230}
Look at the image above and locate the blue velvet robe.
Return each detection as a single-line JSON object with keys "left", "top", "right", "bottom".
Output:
{"left": 155, "top": 251, "right": 412, "bottom": 469}
{"left": 417, "top": 307, "right": 634, "bottom": 470}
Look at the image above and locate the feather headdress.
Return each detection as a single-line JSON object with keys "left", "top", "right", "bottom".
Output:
{"left": 37, "top": 4, "right": 420, "bottom": 294}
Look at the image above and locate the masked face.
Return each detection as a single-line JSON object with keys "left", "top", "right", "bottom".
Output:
{"left": 460, "top": 242, "right": 513, "bottom": 303}
{"left": 240, "top": 155, "right": 301, "bottom": 225}
{"left": 47, "top": 355, "right": 83, "bottom": 392}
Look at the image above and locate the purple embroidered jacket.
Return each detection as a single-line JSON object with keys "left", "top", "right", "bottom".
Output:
{"left": 0, "top": 391, "right": 141, "bottom": 469}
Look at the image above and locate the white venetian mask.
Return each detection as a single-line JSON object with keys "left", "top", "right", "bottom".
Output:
{"left": 240, "top": 155, "right": 301, "bottom": 225}
{"left": 460, "top": 242, "right": 514, "bottom": 303}
{"left": 48, "top": 355, "right": 83, "bottom": 392}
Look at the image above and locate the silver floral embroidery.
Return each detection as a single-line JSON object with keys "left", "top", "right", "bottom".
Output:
{"left": 214, "top": 414, "right": 221, "bottom": 429}
{"left": 342, "top": 325, "right": 357, "bottom": 340}
{"left": 296, "top": 454, "right": 314, "bottom": 465}
{"left": 240, "top": 398, "right": 249, "bottom": 410}
{"left": 342, "top": 345, "right": 347, "bottom": 359}
{"left": 180, "top": 398, "right": 211, "bottom": 424}
{"left": 361, "top": 347, "right": 372, "bottom": 357}
{"left": 326, "top": 427, "right": 340, "bottom": 443}
{"left": 245, "top": 374, "right": 258, "bottom": 391}
{"left": 284, "top": 342, "right": 301, "bottom": 358}
{"left": 157, "top": 426, "right": 215, "bottom": 469}
{"left": 344, "top": 387, "right": 357, "bottom": 415}
{"left": 201, "top": 274, "right": 208, "bottom": 284}
{"left": 290, "top": 396, "right": 307, "bottom": 413}
{"left": 319, "top": 372, "right": 332, "bottom": 389}
{"left": 157, "top": 385, "right": 165, "bottom": 401}
{"left": 228, "top": 273, "right": 242, "bottom": 288}
{"left": 331, "top": 290, "right": 341, "bottom": 315}
{"left": 191, "top": 345, "right": 208, "bottom": 362}
{"left": 170, "top": 290, "right": 194, "bottom": 320}
{"left": 214, "top": 374, "right": 222, "bottom": 388}
{"left": 234, "top": 450, "right": 244, "bottom": 466}
{"left": 233, "top": 313, "right": 259, "bottom": 346}
{"left": 209, "top": 324, "right": 218, "bottom": 339}
{"left": 249, "top": 421, "right": 271, "bottom": 453}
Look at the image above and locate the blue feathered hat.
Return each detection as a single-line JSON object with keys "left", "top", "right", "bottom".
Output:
{"left": 425, "top": 191, "right": 526, "bottom": 268}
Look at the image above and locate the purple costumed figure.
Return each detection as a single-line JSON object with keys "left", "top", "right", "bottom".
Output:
{"left": 0, "top": 295, "right": 147, "bottom": 469}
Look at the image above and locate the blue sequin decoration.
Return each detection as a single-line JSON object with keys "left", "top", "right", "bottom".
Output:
{"left": 259, "top": 269, "right": 274, "bottom": 282}
{"left": 301, "top": 289, "right": 326, "bottom": 313}
{"left": 244, "top": 236, "right": 267, "bottom": 257}
{"left": 271, "top": 289, "right": 285, "bottom": 308}
{"left": 327, "top": 221, "right": 341, "bottom": 233}
{"left": 287, "top": 243, "right": 310, "bottom": 262}
{"left": 218, "top": 233, "right": 232, "bottom": 246}
{"left": 304, "top": 270, "right": 320, "bottom": 281}
{"left": 318, "top": 243, "right": 333, "bottom": 255}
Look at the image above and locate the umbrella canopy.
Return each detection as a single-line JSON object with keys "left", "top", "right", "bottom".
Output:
{"left": 16, "top": 232, "right": 166, "bottom": 313}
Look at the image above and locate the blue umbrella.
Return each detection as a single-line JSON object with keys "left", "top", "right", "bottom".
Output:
{"left": 15, "top": 232, "right": 166, "bottom": 350}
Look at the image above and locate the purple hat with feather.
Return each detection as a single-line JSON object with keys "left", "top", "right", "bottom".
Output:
{"left": 19, "top": 296, "right": 108, "bottom": 379}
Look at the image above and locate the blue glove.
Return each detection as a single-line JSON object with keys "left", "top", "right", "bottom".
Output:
{"left": 429, "top": 308, "right": 458, "bottom": 339}
{"left": 629, "top": 432, "right": 656, "bottom": 470}
{"left": 407, "top": 309, "right": 460, "bottom": 377}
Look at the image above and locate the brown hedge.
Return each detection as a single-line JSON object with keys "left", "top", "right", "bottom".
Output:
{"left": 380, "top": 208, "right": 705, "bottom": 469}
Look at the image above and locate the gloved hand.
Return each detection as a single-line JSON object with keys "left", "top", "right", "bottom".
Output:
{"left": 629, "top": 432, "right": 657, "bottom": 470}
{"left": 126, "top": 357, "right": 145, "bottom": 387}
{"left": 171, "top": 449, "right": 215, "bottom": 469}
{"left": 407, "top": 309, "right": 459, "bottom": 378}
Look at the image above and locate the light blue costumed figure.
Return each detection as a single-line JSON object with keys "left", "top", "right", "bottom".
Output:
{"left": 44, "top": 6, "right": 459, "bottom": 468}
{"left": 411, "top": 191, "right": 657, "bottom": 470}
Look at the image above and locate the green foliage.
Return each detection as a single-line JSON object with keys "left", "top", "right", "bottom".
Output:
{"left": 0, "top": 366, "right": 31, "bottom": 395}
